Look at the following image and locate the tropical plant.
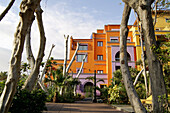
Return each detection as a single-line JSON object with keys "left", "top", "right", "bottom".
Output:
{"left": 85, "top": 76, "right": 105, "bottom": 97}
{"left": 108, "top": 85, "right": 120, "bottom": 103}
{"left": 109, "top": 68, "right": 146, "bottom": 104}
{"left": 44, "top": 65, "right": 81, "bottom": 102}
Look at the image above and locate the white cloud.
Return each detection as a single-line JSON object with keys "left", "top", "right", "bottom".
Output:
{"left": 41, "top": 2, "right": 106, "bottom": 59}
{"left": 0, "top": 47, "right": 11, "bottom": 71}
{"left": 0, "top": 1, "right": 118, "bottom": 69}
{"left": 0, "top": 5, "right": 19, "bottom": 50}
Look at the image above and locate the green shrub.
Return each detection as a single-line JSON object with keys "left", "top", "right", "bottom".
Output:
{"left": 57, "top": 92, "right": 75, "bottom": 103}
{"left": 109, "top": 68, "right": 146, "bottom": 104}
{"left": 9, "top": 89, "right": 47, "bottom": 113}
{"left": 0, "top": 80, "right": 5, "bottom": 96}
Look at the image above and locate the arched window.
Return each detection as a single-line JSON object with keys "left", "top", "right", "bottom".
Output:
{"left": 84, "top": 82, "right": 93, "bottom": 93}
{"left": 115, "top": 51, "right": 131, "bottom": 61}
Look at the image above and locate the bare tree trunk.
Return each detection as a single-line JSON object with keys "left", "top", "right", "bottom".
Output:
{"left": 66, "top": 42, "right": 79, "bottom": 73}
{"left": 120, "top": 4, "right": 147, "bottom": 113}
{"left": 135, "top": 13, "right": 148, "bottom": 98}
{"left": 153, "top": 0, "right": 158, "bottom": 26}
{"left": 37, "top": 81, "right": 48, "bottom": 93}
{"left": 25, "top": 19, "right": 35, "bottom": 70}
{"left": 63, "top": 35, "right": 69, "bottom": 76}
{"left": 0, "top": 0, "right": 40, "bottom": 113}
{"left": 23, "top": 5, "right": 46, "bottom": 91}
{"left": 133, "top": 68, "right": 144, "bottom": 86}
{"left": 0, "top": 0, "right": 15, "bottom": 21}
{"left": 76, "top": 54, "right": 87, "bottom": 78}
{"left": 137, "top": 7, "right": 167, "bottom": 112}
{"left": 39, "top": 44, "right": 55, "bottom": 82}
{"left": 74, "top": 54, "right": 87, "bottom": 96}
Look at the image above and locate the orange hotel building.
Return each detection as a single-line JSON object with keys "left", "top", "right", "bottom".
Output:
{"left": 52, "top": 24, "right": 136, "bottom": 95}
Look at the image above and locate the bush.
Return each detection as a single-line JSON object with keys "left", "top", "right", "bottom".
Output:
{"left": 55, "top": 92, "right": 75, "bottom": 103}
{"left": 9, "top": 89, "right": 47, "bottom": 113}
{"left": 109, "top": 68, "right": 146, "bottom": 104}
{"left": 108, "top": 83, "right": 128, "bottom": 104}
{"left": 0, "top": 80, "right": 5, "bottom": 96}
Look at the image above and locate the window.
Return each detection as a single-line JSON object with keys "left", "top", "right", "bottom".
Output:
{"left": 127, "top": 37, "right": 131, "bottom": 42}
{"left": 111, "top": 29, "right": 120, "bottom": 31}
{"left": 110, "top": 37, "right": 119, "bottom": 42}
{"left": 111, "top": 39, "right": 118, "bottom": 42}
{"left": 97, "top": 41, "right": 103, "bottom": 46}
{"left": 77, "top": 54, "right": 87, "bottom": 62}
{"left": 115, "top": 51, "right": 131, "bottom": 61}
{"left": 155, "top": 28, "right": 160, "bottom": 31}
{"left": 115, "top": 66, "right": 120, "bottom": 70}
{"left": 97, "top": 70, "right": 103, "bottom": 74}
{"left": 127, "top": 39, "right": 130, "bottom": 42}
{"left": 79, "top": 44, "right": 88, "bottom": 50}
{"left": 97, "top": 55, "right": 103, "bottom": 60}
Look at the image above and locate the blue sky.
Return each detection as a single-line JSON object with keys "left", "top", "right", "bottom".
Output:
{"left": 0, "top": 0, "right": 135, "bottom": 71}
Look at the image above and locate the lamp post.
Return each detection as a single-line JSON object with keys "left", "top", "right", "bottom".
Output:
{"left": 93, "top": 70, "right": 97, "bottom": 103}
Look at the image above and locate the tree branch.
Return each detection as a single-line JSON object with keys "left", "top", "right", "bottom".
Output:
{"left": 66, "top": 42, "right": 79, "bottom": 73}
{"left": 153, "top": 0, "right": 158, "bottom": 26}
{"left": 39, "top": 44, "right": 55, "bottom": 82}
{"left": 0, "top": 0, "right": 15, "bottom": 21}
{"left": 133, "top": 68, "right": 144, "bottom": 86}
{"left": 25, "top": 19, "right": 35, "bottom": 70}
{"left": 76, "top": 54, "right": 87, "bottom": 78}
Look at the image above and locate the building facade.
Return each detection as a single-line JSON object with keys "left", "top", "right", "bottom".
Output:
{"left": 52, "top": 10, "right": 170, "bottom": 96}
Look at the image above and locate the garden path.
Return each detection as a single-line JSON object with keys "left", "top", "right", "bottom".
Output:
{"left": 43, "top": 101, "right": 126, "bottom": 113}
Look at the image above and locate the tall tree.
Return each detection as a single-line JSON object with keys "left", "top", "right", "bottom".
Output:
{"left": 121, "top": 0, "right": 167, "bottom": 112}
{"left": 0, "top": 0, "right": 41, "bottom": 113}
{"left": 23, "top": 5, "right": 46, "bottom": 91}
{"left": 120, "top": 4, "right": 147, "bottom": 113}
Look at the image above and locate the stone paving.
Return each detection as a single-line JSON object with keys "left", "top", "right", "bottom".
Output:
{"left": 43, "top": 101, "right": 126, "bottom": 113}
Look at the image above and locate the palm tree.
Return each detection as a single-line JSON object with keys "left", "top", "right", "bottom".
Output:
{"left": 44, "top": 65, "right": 72, "bottom": 101}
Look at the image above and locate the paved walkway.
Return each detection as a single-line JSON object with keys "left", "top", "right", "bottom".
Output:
{"left": 43, "top": 101, "right": 127, "bottom": 113}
